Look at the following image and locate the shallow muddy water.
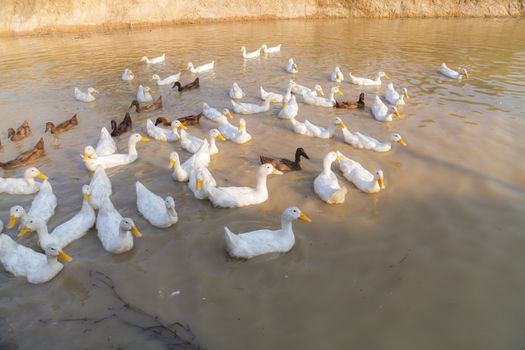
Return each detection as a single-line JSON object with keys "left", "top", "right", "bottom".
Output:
{"left": 0, "top": 18, "right": 524, "bottom": 350}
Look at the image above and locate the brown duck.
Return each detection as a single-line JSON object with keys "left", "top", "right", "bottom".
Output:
{"left": 129, "top": 96, "right": 162, "bottom": 113}
{"left": 8, "top": 120, "right": 32, "bottom": 141}
{"left": 0, "top": 137, "right": 45, "bottom": 169}
{"left": 111, "top": 112, "right": 132, "bottom": 136}
{"left": 335, "top": 92, "right": 365, "bottom": 109}
{"left": 172, "top": 77, "right": 200, "bottom": 91}
{"left": 155, "top": 113, "right": 202, "bottom": 127}
{"left": 45, "top": 114, "right": 78, "bottom": 134}
{"left": 260, "top": 147, "right": 310, "bottom": 172}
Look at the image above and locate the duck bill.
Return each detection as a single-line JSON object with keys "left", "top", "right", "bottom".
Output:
{"left": 272, "top": 169, "right": 284, "bottom": 175}
{"left": 318, "top": 90, "right": 325, "bottom": 96}
{"left": 384, "top": 74, "right": 390, "bottom": 79}
{"left": 404, "top": 91, "right": 410, "bottom": 99}
{"left": 282, "top": 101, "right": 288, "bottom": 107}
{"left": 378, "top": 177, "right": 385, "bottom": 190}
{"left": 217, "top": 133, "right": 226, "bottom": 141}
{"left": 225, "top": 111, "right": 233, "bottom": 119}
{"left": 18, "top": 226, "right": 31, "bottom": 237}
{"left": 130, "top": 226, "right": 142, "bottom": 238}
{"left": 339, "top": 122, "right": 346, "bottom": 129}
{"left": 168, "top": 159, "right": 175, "bottom": 169}
{"left": 398, "top": 138, "right": 407, "bottom": 146}
{"left": 178, "top": 124, "right": 187, "bottom": 130}
{"left": 238, "top": 125, "right": 245, "bottom": 132}
{"left": 83, "top": 152, "right": 89, "bottom": 161}
{"left": 7, "top": 215, "right": 17, "bottom": 229}
{"left": 140, "top": 136, "right": 150, "bottom": 142}
{"left": 394, "top": 110, "right": 401, "bottom": 117}
{"left": 83, "top": 193, "right": 90, "bottom": 201}
{"left": 58, "top": 249, "right": 73, "bottom": 263}
{"left": 196, "top": 178, "right": 203, "bottom": 190}
{"left": 298, "top": 212, "right": 312, "bottom": 222}
{"left": 36, "top": 172, "right": 48, "bottom": 180}
{"left": 335, "top": 155, "right": 343, "bottom": 161}
{"left": 337, "top": 90, "right": 344, "bottom": 96}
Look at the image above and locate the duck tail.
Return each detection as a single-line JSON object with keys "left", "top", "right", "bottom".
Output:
{"left": 330, "top": 186, "right": 348, "bottom": 204}
{"left": 259, "top": 155, "right": 270, "bottom": 165}
{"left": 35, "top": 138, "right": 45, "bottom": 151}
{"left": 71, "top": 114, "right": 78, "bottom": 124}
{"left": 224, "top": 226, "right": 238, "bottom": 253}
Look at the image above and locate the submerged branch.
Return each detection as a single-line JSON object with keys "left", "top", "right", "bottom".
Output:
{"left": 39, "top": 270, "right": 204, "bottom": 350}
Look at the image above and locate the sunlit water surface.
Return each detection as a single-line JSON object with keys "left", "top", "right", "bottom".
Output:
{"left": 0, "top": 18, "right": 524, "bottom": 350}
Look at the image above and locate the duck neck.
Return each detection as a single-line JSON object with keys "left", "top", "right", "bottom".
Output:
{"left": 172, "top": 160, "right": 184, "bottom": 178}
{"left": 209, "top": 137, "right": 217, "bottom": 151}
{"left": 24, "top": 174, "right": 36, "bottom": 186}
{"left": 294, "top": 152, "right": 302, "bottom": 166}
{"left": 255, "top": 172, "right": 269, "bottom": 193}
{"left": 36, "top": 225, "right": 51, "bottom": 244}
{"left": 327, "top": 122, "right": 337, "bottom": 137}
{"left": 322, "top": 157, "right": 335, "bottom": 176}
{"left": 375, "top": 74, "right": 382, "bottom": 84}
{"left": 329, "top": 91, "right": 336, "bottom": 103}
{"left": 128, "top": 140, "right": 138, "bottom": 157}
{"left": 167, "top": 206, "right": 178, "bottom": 221}
{"left": 46, "top": 255, "right": 60, "bottom": 266}
{"left": 280, "top": 216, "right": 294, "bottom": 235}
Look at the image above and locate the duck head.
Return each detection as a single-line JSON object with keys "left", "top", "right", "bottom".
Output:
{"left": 44, "top": 243, "right": 72, "bottom": 263}
{"left": 259, "top": 163, "right": 283, "bottom": 176}
{"left": 171, "top": 120, "right": 186, "bottom": 132}
{"left": 25, "top": 167, "right": 48, "bottom": 182}
{"left": 390, "top": 133, "right": 407, "bottom": 146}
{"left": 82, "top": 184, "right": 91, "bottom": 201}
{"left": 390, "top": 106, "right": 401, "bottom": 117}
{"left": 209, "top": 129, "right": 225, "bottom": 141}
{"left": 283, "top": 207, "right": 312, "bottom": 223}
{"left": 120, "top": 218, "right": 141, "bottom": 237}
{"left": 332, "top": 117, "right": 346, "bottom": 129}
{"left": 375, "top": 170, "right": 385, "bottom": 190}
{"left": 87, "top": 87, "right": 98, "bottom": 94}
{"left": 7, "top": 205, "right": 25, "bottom": 229}
{"left": 459, "top": 68, "right": 469, "bottom": 78}
{"left": 129, "top": 133, "right": 150, "bottom": 144}
{"left": 295, "top": 147, "right": 310, "bottom": 160}
{"left": 83, "top": 146, "right": 97, "bottom": 161}
{"left": 378, "top": 71, "right": 389, "bottom": 79}
{"left": 186, "top": 62, "right": 194, "bottom": 70}
{"left": 238, "top": 119, "right": 247, "bottom": 133}
{"left": 314, "top": 85, "right": 325, "bottom": 96}
{"left": 168, "top": 152, "right": 180, "bottom": 169}
{"left": 18, "top": 217, "right": 46, "bottom": 237}
{"left": 222, "top": 108, "right": 233, "bottom": 119}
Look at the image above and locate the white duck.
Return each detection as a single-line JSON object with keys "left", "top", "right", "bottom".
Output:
{"left": 277, "top": 95, "right": 299, "bottom": 120}
{"left": 141, "top": 53, "right": 165, "bottom": 64}
{"left": 261, "top": 44, "right": 281, "bottom": 53}
{"left": 74, "top": 87, "right": 98, "bottom": 102}
{"left": 285, "top": 58, "right": 298, "bottom": 74}
{"left": 83, "top": 133, "right": 150, "bottom": 171}
{"left": 180, "top": 129, "right": 225, "bottom": 155}
{"left": 259, "top": 81, "right": 296, "bottom": 103}
{"left": 218, "top": 118, "right": 252, "bottom": 144}
{"left": 229, "top": 82, "right": 244, "bottom": 99}
{"left": 385, "top": 82, "right": 409, "bottom": 105}
{"left": 439, "top": 63, "right": 469, "bottom": 79}
{"left": 291, "top": 83, "right": 325, "bottom": 97}
{"left": 137, "top": 85, "right": 154, "bottom": 103}
{"left": 314, "top": 151, "right": 347, "bottom": 204}
{"left": 18, "top": 185, "right": 95, "bottom": 249}
{"left": 189, "top": 166, "right": 217, "bottom": 200}
{"left": 0, "top": 229, "right": 71, "bottom": 284}
{"left": 187, "top": 61, "right": 214, "bottom": 73}
{"left": 302, "top": 86, "right": 342, "bottom": 107}
{"left": 224, "top": 206, "right": 311, "bottom": 259}
{"left": 7, "top": 180, "right": 57, "bottom": 230}
{"left": 231, "top": 97, "right": 272, "bottom": 114}
{"left": 121, "top": 68, "right": 134, "bottom": 81}
{"left": 241, "top": 46, "right": 261, "bottom": 59}
{"left": 136, "top": 181, "right": 178, "bottom": 228}
{"left": 151, "top": 73, "right": 181, "bottom": 86}
{"left": 202, "top": 103, "right": 233, "bottom": 123}
{"left": 337, "top": 154, "right": 385, "bottom": 194}
{"left": 331, "top": 66, "right": 344, "bottom": 83}
{"left": 371, "top": 96, "right": 400, "bottom": 122}
{"left": 0, "top": 167, "right": 47, "bottom": 195}
{"left": 290, "top": 116, "right": 345, "bottom": 139}
{"left": 207, "top": 164, "right": 283, "bottom": 208}
{"left": 168, "top": 142, "right": 211, "bottom": 182}
{"left": 341, "top": 127, "right": 407, "bottom": 152}
{"left": 349, "top": 71, "right": 388, "bottom": 86}
{"left": 146, "top": 119, "right": 185, "bottom": 142}
{"left": 88, "top": 165, "right": 112, "bottom": 210}
{"left": 96, "top": 197, "right": 141, "bottom": 254}
{"left": 95, "top": 127, "right": 117, "bottom": 156}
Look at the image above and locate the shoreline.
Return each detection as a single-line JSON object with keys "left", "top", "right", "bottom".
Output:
{"left": 1, "top": 0, "right": 523, "bottom": 37}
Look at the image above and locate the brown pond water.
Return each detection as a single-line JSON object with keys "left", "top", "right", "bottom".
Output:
{"left": 0, "top": 18, "right": 524, "bottom": 350}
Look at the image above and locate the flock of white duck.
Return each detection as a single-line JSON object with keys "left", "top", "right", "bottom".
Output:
{"left": 1, "top": 44, "right": 469, "bottom": 283}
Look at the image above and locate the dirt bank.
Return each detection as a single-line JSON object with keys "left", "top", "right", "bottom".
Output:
{"left": 2, "top": 0, "right": 524, "bottom": 35}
